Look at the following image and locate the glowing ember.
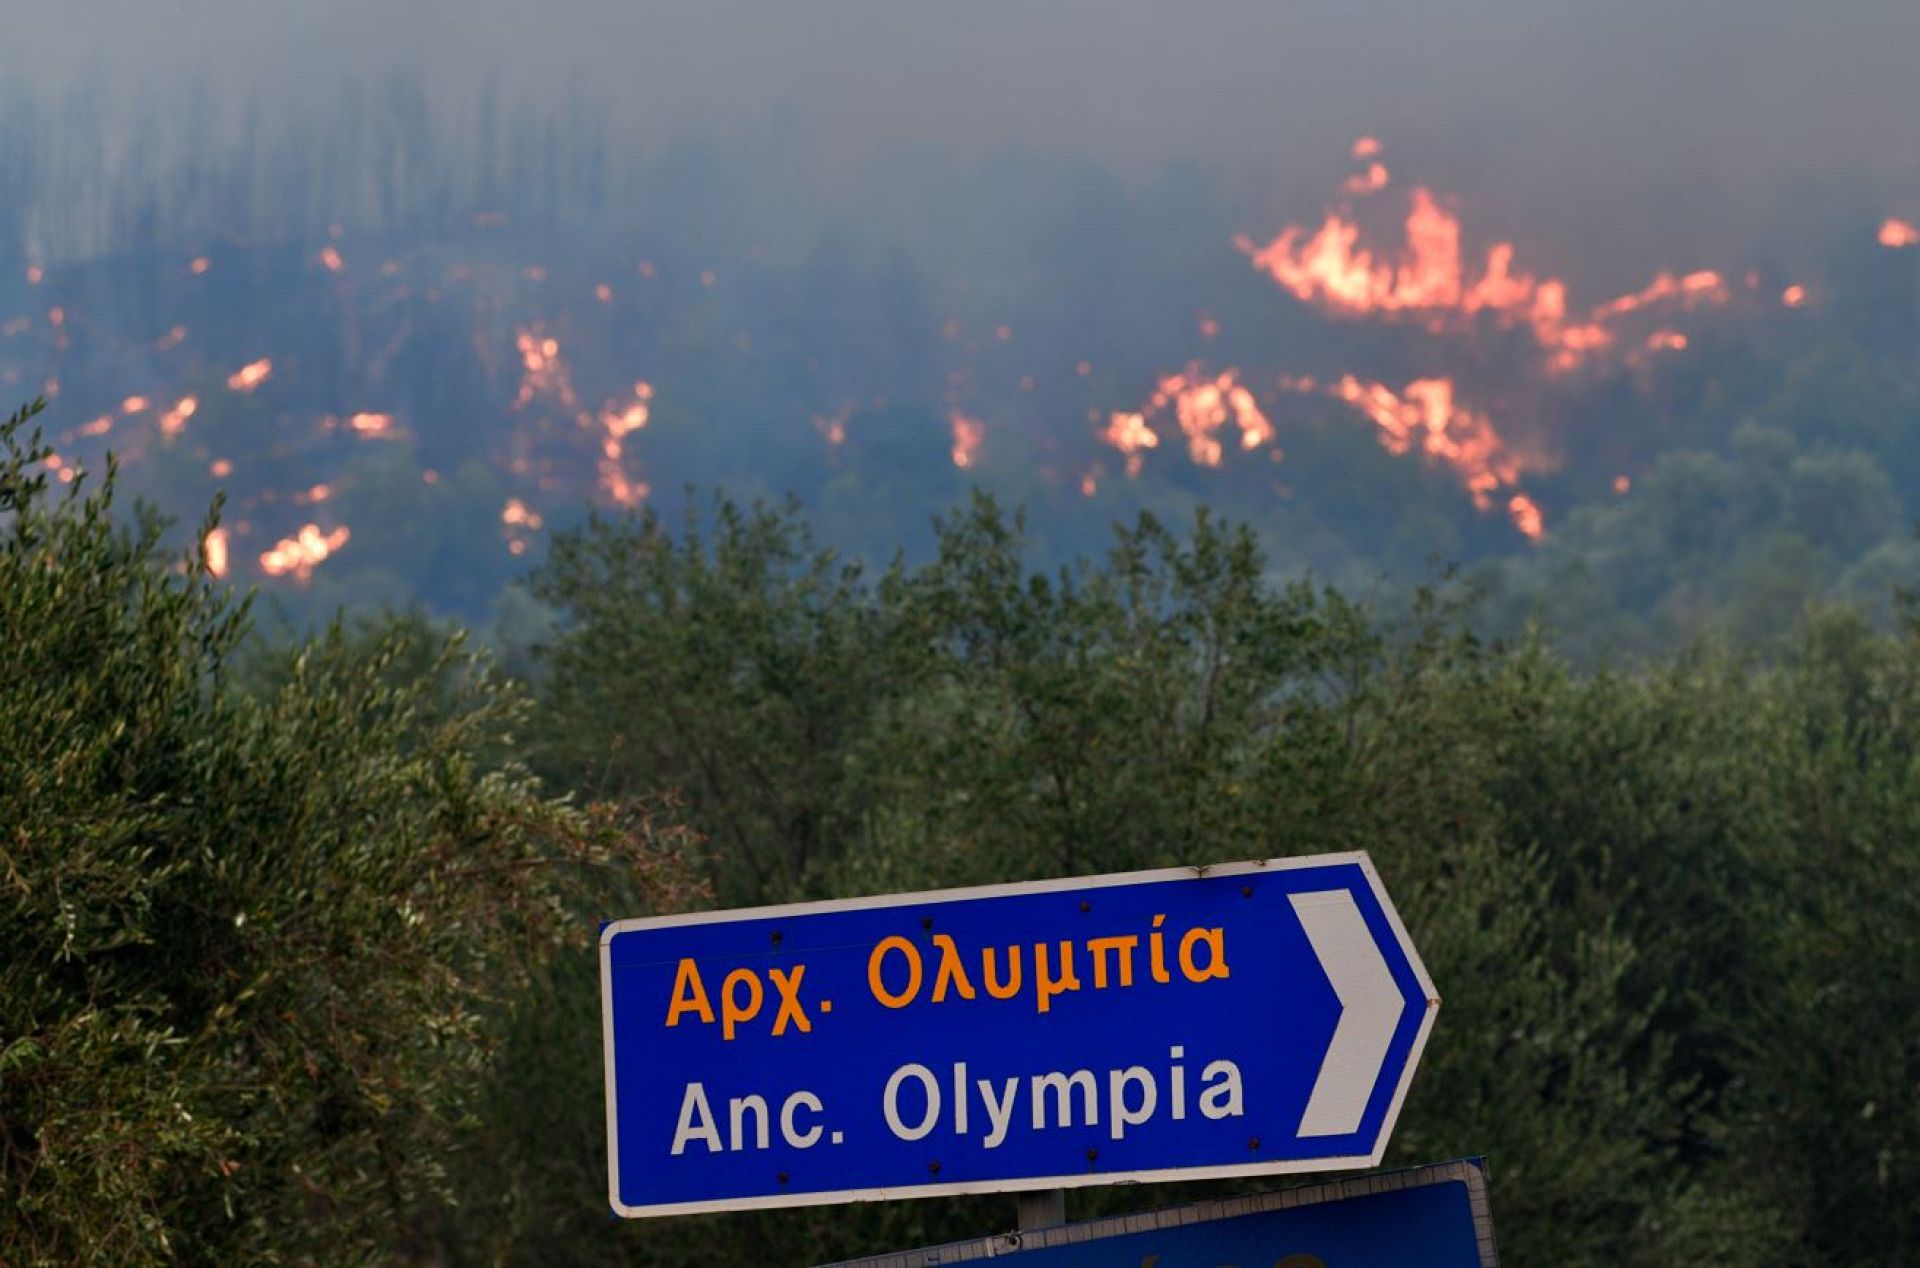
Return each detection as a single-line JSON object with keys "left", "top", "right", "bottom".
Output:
{"left": 950, "top": 411, "right": 985, "bottom": 469}
{"left": 259, "top": 524, "right": 349, "bottom": 580}
{"left": 1352, "top": 136, "right": 1382, "bottom": 160}
{"left": 1613, "top": 474, "right": 1631, "bottom": 494}
{"left": 226, "top": 358, "right": 273, "bottom": 393}
{"left": 120, "top": 395, "right": 151, "bottom": 415}
{"left": 1644, "top": 330, "right": 1689, "bottom": 352}
{"left": 1198, "top": 315, "right": 1221, "bottom": 339}
{"left": 25, "top": 265, "right": 43, "bottom": 285}
{"left": 1080, "top": 471, "right": 1098, "bottom": 497}
{"left": 189, "top": 256, "right": 211, "bottom": 276}
{"left": 210, "top": 459, "right": 233, "bottom": 478}
{"left": 318, "top": 245, "right": 345, "bottom": 274}
{"left": 595, "top": 283, "right": 614, "bottom": 303}
{"left": 156, "top": 325, "right": 187, "bottom": 351}
{"left": 347, "top": 412, "right": 394, "bottom": 435}
{"left": 1879, "top": 218, "right": 1919, "bottom": 248}
{"left": 157, "top": 395, "right": 199, "bottom": 437}
{"left": 79, "top": 415, "right": 113, "bottom": 437}
{"left": 203, "top": 527, "right": 230, "bottom": 578}
{"left": 1781, "top": 284, "right": 1808, "bottom": 307}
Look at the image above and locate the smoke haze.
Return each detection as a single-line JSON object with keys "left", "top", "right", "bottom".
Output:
{"left": 19, "top": 1, "right": 1920, "bottom": 277}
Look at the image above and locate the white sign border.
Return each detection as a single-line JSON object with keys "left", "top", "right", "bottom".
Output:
{"left": 601, "top": 851, "right": 1440, "bottom": 1219}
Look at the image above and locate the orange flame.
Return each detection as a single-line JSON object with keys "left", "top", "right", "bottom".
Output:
{"left": 347, "top": 412, "right": 394, "bottom": 436}
{"left": 318, "top": 245, "right": 345, "bottom": 274}
{"left": 226, "top": 358, "right": 273, "bottom": 393}
{"left": 203, "top": 527, "right": 230, "bottom": 578}
{"left": 1880, "top": 217, "right": 1919, "bottom": 248}
{"left": 513, "top": 327, "right": 579, "bottom": 410}
{"left": 950, "top": 411, "right": 985, "bottom": 469}
{"left": 1781, "top": 284, "right": 1807, "bottom": 308}
{"left": 1343, "top": 162, "right": 1390, "bottom": 196}
{"left": 1506, "top": 494, "right": 1544, "bottom": 541}
{"left": 1236, "top": 140, "right": 1732, "bottom": 375}
{"left": 595, "top": 381, "right": 653, "bottom": 505}
{"left": 120, "top": 395, "right": 151, "bottom": 415}
{"left": 259, "top": 524, "right": 349, "bottom": 580}
{"left": 501, "top": 497, "right": 544, "bottom": 529}
{"left": 1105, "top": 367, "right": 1272, "bottom": 471}
{"left": 158, "top": 395, "right": 199, "bottom": 437}
{"left": 1328, "top": 375, "right": 1538, "bottom": 513}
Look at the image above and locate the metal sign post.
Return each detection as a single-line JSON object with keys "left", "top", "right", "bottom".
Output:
{"left": 599, "top": 852, "right": 1437, "bottom": 1218}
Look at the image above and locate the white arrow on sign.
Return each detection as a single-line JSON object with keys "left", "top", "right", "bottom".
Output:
{"left": 1289, "top": 888, "right": 1406, "bottom": 1138}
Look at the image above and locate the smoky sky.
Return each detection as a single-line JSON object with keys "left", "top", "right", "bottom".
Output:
{"left": 17, "top": 0, "right": 1920, "bottom": 281}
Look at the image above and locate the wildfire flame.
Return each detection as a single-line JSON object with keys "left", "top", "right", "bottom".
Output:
{"left": 158, "top": 394, "right": 199, "bottom": 437}
{"left": 501, "top": 497, "right": 544, "bottom": 529}
{"left": 203, "top": 527, "right": 229, "bottom": 578}
{"left": 1326, "top": 375, "right": 1538, "bottom": 518}
{"left": 514, "top": 327, "right": 578, "bottom": 410}
{"left": 1234, "top": 143, "right": 1732, "bottom": 376}
{"left": 1506, "top": 494, "right": 1545, "bottom": 541}
{"left": 1101, "top": 367, "right": 1272, "bottom": 471}
{"left": 595, "top": 380, "right": 653, "bottom": 505}
{"left": 226, "top": 358, "right": 273, "bottom": 393}
{"left": 950, "top": 411, "right": 985, "bottom": 468}
{"left": 1880, "top": 217, "right": 1920, "bottom": 249}
{"left": 258, "top": 524, "right": 349, "bottom": 580}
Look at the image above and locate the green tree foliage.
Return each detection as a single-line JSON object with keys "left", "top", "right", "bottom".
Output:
{"left": 521, "top": 492, "right": 1918, "bottom": 1266}
{"left": 0, "top": 399, "right": 700, "bottom": 1264}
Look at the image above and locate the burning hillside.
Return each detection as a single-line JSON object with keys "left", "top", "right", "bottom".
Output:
{"left": 1, "top": 123, "right": 1914, "bottom": 614}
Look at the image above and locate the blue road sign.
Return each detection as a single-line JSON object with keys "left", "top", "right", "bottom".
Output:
{"left": 824, "top": 1159, "right": 1498, "bottom": 1268}
{"left": 600, "top": 853, "right": 1438, "bottom": 1218}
